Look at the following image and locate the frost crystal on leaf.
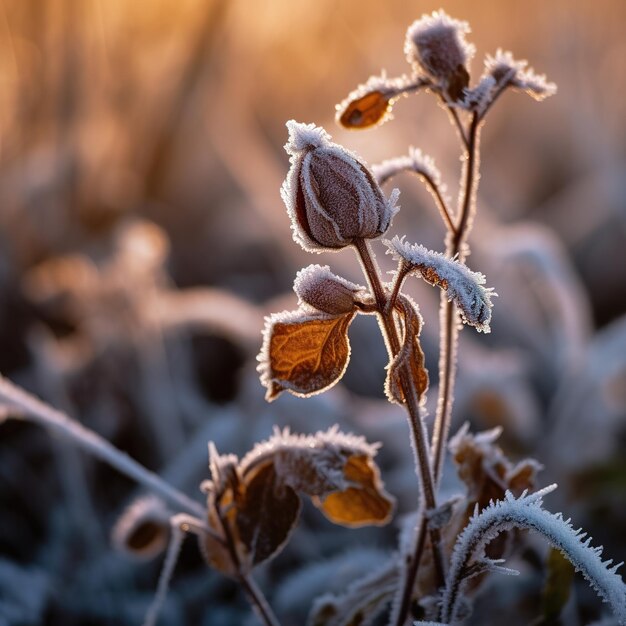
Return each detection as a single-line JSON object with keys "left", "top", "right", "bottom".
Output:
{"left": 385, "top": 236, "right": 496, "bottom": 332}
{"left": 485, "top": 49, "right": 557, "bottom": 101}
{"left": 372, "top": 147, "right": 444, "bottom": 191}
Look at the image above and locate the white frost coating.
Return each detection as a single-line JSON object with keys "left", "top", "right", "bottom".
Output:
{"left": 404, "top": 11, "right": 476, "bottom": 77}
{"left": 441, "top": 485, "right": 626, "bottom": 624}
{"left": 335, "top": 72, "right": 425, "bottom": 126}
{"left": 485, "top": 49, "right": 557, "bottom": 101}
{"left": 285, "top": 120, "right": 331, "bottom": 153}
{"left": 256, "top": 306, "right": 356, "bottom": 399}
{"left": 281, "top": 121, "right": 400, "bottom": 253}
{"left": 240, "top": 425, "right": 380, "bottom": 481}
{"left": 385, "top": 236, "right": 496, "bottom": 332}
{"left": 293, "top": 264, "right": 365, "bottom": 315}
{"left": 463, "top": 75, "right": 497, "bottom": 114}
{"left": 372, "top": 147, "right": 444, "bottom": 190}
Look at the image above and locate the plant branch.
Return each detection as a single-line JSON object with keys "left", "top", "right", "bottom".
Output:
{"left": 353, "top": 239, "right": 445, "bottom": 624}
{"left": 431, "top": 112, "right": 481, "bottom": 487}
{"left": 0, "top": 374, "right": 205, "bottom": 517}
{"left": 421, "top": 172, "right": 457, "bottom": 235}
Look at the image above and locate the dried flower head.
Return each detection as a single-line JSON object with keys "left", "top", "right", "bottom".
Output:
{"left": 404, "top": 10, "right": 475, "bottom": 101}
{"left": 281, "top": 121, "right": 399, "bottom": 252}
{"left": 111, "top": 496, "right": 172, "bottom": 560}
{"left": 293, "top": 265, "right": 365, "bottom": 315}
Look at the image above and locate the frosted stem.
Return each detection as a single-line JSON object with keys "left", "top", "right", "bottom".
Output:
{"left": 353, "top": 239, "right": 445, "bottom": 625}
{"left": 431, "top": 112, "right": 482, "bottom": 487}
{"left": 0, "top": 374, "right": 205, "bottom": 518}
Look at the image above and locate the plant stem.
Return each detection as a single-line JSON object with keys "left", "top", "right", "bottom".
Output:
{"left": 214, "top": 506, "right": 281, "bottom": 626}
{"left": 353, "top": 239, "right": 445, "bottom": 623}
{"left": 431, "top": 112, "right": 481, "bottom": 486}
{"left": 0, "top": 374, "right": 205, "bottom": 518}
{"left": 421, "top": 172, "right": 457, "bottom": 236}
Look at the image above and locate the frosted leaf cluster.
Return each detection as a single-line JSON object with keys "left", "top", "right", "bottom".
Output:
{"left": 442, "top": 485, "right": 626, "bottom": 624}
{"left": 385, "top": 236, "right": 496, "bottom": 332}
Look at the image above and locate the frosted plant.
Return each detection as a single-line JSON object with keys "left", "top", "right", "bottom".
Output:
{"left": 260, "top": 8, "right": 626, "bottom": 626}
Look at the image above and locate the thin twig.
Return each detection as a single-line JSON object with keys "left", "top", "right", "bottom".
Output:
{"left": 0, "top": 374, "right": 205, "bottom": 517}
{"left": 421, "top": 172, "right": 457, "bottom": 236}
{"left": 431, "top": 111, "right": 481, "bottom": 487}
{"left": 353, "top": 239, "right": 445, "bottom": 624}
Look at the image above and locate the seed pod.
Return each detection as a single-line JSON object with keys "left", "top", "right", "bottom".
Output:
{"left": 293, "top": 265, "right": 364, "bottom": 315}
{"left": 281, "top": 121, "right": 399, "bottom": 253}
{"left": 404, "top": 11, "right": 475, "bottom": 101}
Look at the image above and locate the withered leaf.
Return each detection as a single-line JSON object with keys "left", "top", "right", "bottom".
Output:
{"left": 385, "top": 295, "right": 429, "bottom": 405}
{"left": 314, "top": 454, "right": 394, "bottom": 527}
{"left": 338, "top": 90, "right": 393, "bottom": 129}
{"left": 259, "top": 309, "right": 355, "bottom": 401}
{"left": 237, "top": 460, "right": 301, "bottom": 570}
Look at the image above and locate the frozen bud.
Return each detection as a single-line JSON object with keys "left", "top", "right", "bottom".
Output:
{"left": 281, "top": 121, "right": 399, "bottom": 252}
{"left": 404, "top": 10, "right": 475, "bottom": 101}
{"left": 294, "top": 265, "right": 365, "bottom": 315}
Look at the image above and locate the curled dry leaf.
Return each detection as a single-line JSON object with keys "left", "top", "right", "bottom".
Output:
{"left": 385, "top": 236, "right": 496, "bottom": 332}
{"left": 111, "top": 495, "right": 172, "bottom": 560}
{"left": 385, "top": 294, "right": 429, "bottom": 405}
{"left": 241, "top": 427, "right": 395, "bottom": 528}
{"left": 314, "top": 454, "right": 394, "bottom": 527}
{"left": 258, "top": 309, "right": 356, "bottom": 401}
{"left": 336, "top": 74, "right": 427, "bottom": 130}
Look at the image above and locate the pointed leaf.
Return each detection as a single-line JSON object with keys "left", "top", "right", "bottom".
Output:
{"left": 258, "top": 309, "right": 356, "bottom": 401}
{"left": 385, "top": 295, "right": 429, "bottom": 405}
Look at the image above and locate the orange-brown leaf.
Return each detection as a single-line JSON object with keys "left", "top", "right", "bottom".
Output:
{"left": 259, "top": 310, "right": 355, "bottom": 401}
{"left": 314, "top": 454, "right": 394, "bottom": 527}
{"left": 385, "top": 295, "right": 429, "bottom": 405}
{"left": 338, "top": 90, "right": 393, "bottom": 129}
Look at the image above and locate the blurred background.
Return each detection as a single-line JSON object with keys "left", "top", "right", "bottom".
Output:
{"left": 0, "top": 1, "right": 624, "bottom": 624}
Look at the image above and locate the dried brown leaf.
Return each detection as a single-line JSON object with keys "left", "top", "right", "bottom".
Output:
{"left": 237, "top": 460, "right": 301, "bottom": 570}
{"left": 258, "top": 309, "right": 355, "bottom": 401}
{"left": 338, "top": 90, "right": 394, "bottom": 129}
{"left": 314, "top": 454, "right": 394, "bottom": 527}
{"left": 385, "top": 295, "right": 429, "bottom": 405}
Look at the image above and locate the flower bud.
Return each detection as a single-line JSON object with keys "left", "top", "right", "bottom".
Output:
{"left": 404, "top": 11, "right": 475, "bottom": 101}
{"left": 281, "top": 121, "right": 399, "bottom": 253}
{"left": 293, "top": 265, "right": 364, "bottom": 315}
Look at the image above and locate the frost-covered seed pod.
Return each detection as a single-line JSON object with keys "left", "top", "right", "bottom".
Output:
{"left": 281, "top": 121, "right": 399, "bottom": 252}
{"left": 293, "top": 265, "right": 364, "bottom": 315}
{"left": 404, "top": 11, "right": 475, "bottom": 101}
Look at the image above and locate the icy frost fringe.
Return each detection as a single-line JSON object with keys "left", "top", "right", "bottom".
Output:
{"left": 440, "top": 485, "right": 626, "bottom": 625}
